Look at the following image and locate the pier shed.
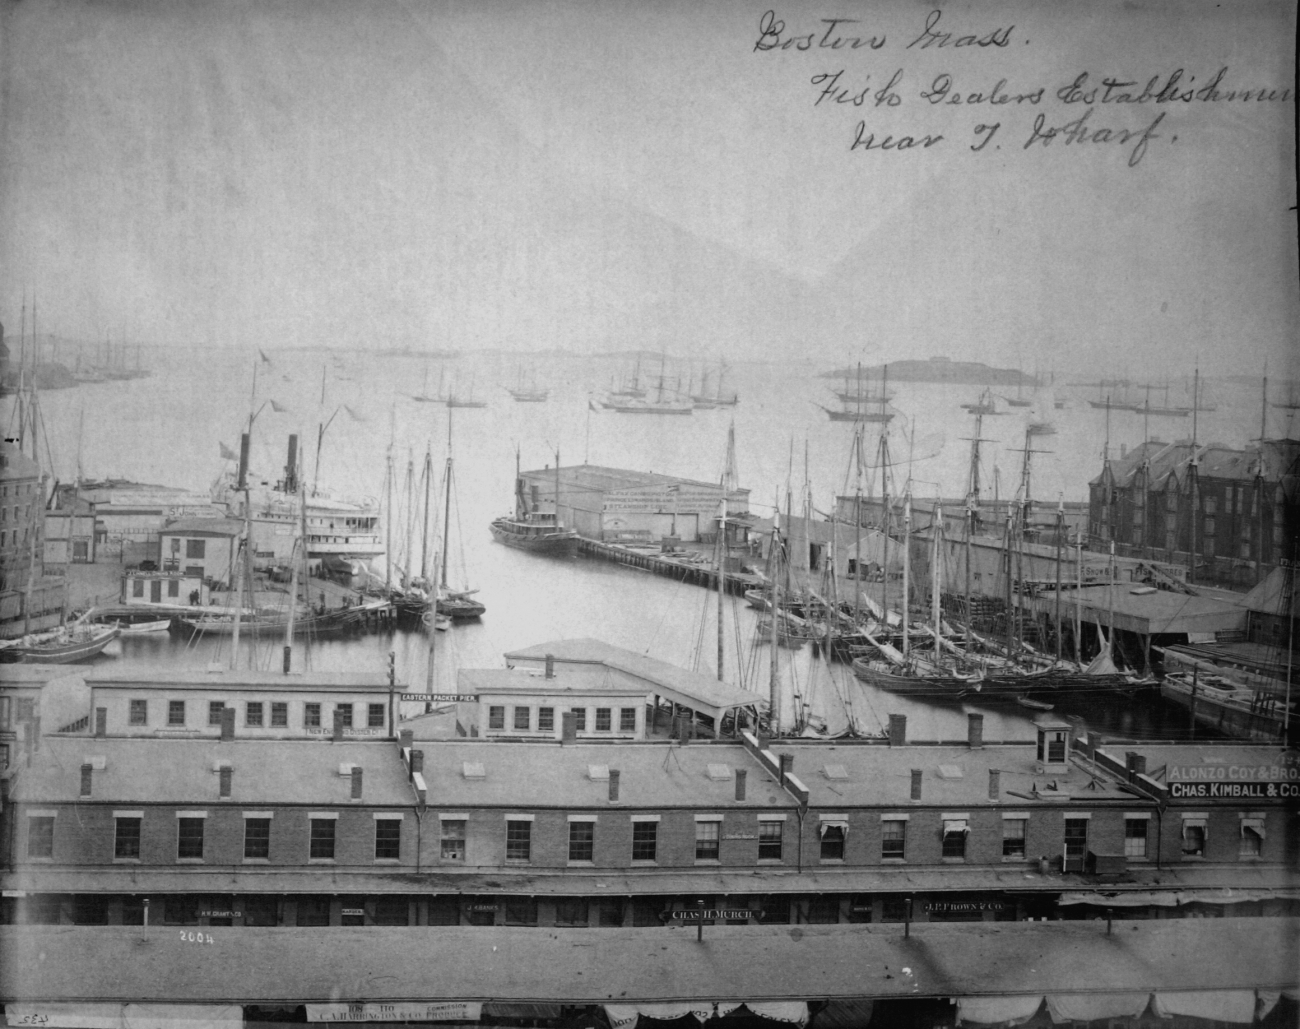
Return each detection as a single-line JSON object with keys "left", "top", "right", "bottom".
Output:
{"left": 503, "top": 639, "right": 761, "bottom": 736}
{"left": 454, "top": 665, "right": 650, "bottom": 740}
{"left": 516, "top": 464, "right": 748, "bottom": 544}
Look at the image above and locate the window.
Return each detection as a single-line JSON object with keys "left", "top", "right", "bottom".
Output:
{"left": 568, "top": 821, "right": 594, "bottom": 862}
{"left": 186, "top": 539, "right": 206, "bottom": 559}
{"left": 820, "top": 823, "right": 846, "bottom": 861}
{"left": 1125, "top": 818, "right": 1148, "bottom": 858}
{"left": 759, "top": 895, "right": 791, "bottom": 924}
{"left": 168, "top": 700, "right": 186, "bottom": 726}
{"left": 375, "top": 819, "right": 401, "bottom": 860}
{"left": 132, "top": 578, "right": 145, "bottom": 598}
{"left": 504, "top": 897, "right": 537, "bottom": 926}
{"left": 208, "top": 701, "right": 225, "bottom": 726}
{"left": 1064, "top": 818, "right": 1089, "bottom": 861}
{"left": 882, "top": 819, "right": 906, "bottom": 860}
{"left": 595, "top": 707, "right": 612, "bottom": 731}
{"left": 506, "top": 820, "right": 532, "bottom": 862}
{"left": 881, "top": 896, "right": 910, "bottom": 922}
{"left": 0, "top": 696, "right": 8, "bottom": 731}
{"left": 538, "top": 707, "right": 554, "bottom": 732}
{"left": 304, "top": 703, "right": 321, "bottom": 728}
{"left": 244, "top": 818, "right": 271, "bottom": 860}
{"left": 1003, "top": 819, "right": 1027, "bottom": 858}
{"left": 184, "top": 565, "right": 203, "bottom": 578}
{"left": 758, "top": 820, "right": 783, "bottom": 861}
{"left": 368, "top": 703, "right": 385, "bottom": 728}
{"left": 115, "top": 817, "right": 142, "bottom": 859}
{"left": 246, "top": 702, "right": 263, "bottom": 727}
{"left": 620, "top": 707, "right": 637, "bottom": 732}
{"left": 339, "top": 894, "right": 365, "bottom": 926}
{"left": 632, "top": 821, "right": 657, "bottom": 862}
{"left": 177, "top": 818, "right": 205, "bottom": 860}
{"left": 488, "top": 706, "right": 505, "bottom": 730}
{"left": 847, "top": 895, "right": 873, "bottom": 924}
{"left": 597, "top": 899, "right": 625, "bottom": 926}
{"left": 165, "top": 896, "right": 200, "bottom": 925}
{"left": 427, "top": 897, "right": 460, "bottom": 925}
{"left": 310, "top": 819, "right": 336, "bottom": 860}
{"left": 336, "top": 704, "right": 353, "bottom": 728}
{"left": 271, "top": 702, "right": 288, "bottom": 727}
{"left": 72, "top": 895, "right": 108, "bottom": 925}
{"left": 373, "top": 897, "right": 408, "bottom": 926}
{"left": 942, "top": 819, "right": 969, "bottom": 860}
{"left": 695, "top": 821, "right": 720, "bottom": 861}
{"left": 167, "top": 578, "right": 180, "bottom": 597}
{"left": 571, "top": 707, "right": 587, "bottom": 731}
{"left": 129, "top": 699, "right": 148, "bottom": 726}
{"left": 441, "top": 819, "right": 466, "bottom": 861}
{"left": 27, "top": 816, "right": 55, "bottom": 859}
{"left": 555, "top": 898, "right": 590, "bottom": 926}
{"left": 1240, "top": 819, "right": 1264, "bottom": 858}
{"left": 1182, "top": 819, "right": 1206, "bottom": 857}
{"left": 513, "top": 706, "right": 530, "bottom": 731}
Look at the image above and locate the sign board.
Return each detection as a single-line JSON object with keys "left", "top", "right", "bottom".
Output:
{"left": 340, "top": 908, "right": 365, "bottom": 917}
{"left": 400, "top": 693, "right": 477, "bottom": 703}
{"left": 307, "top": 1003, "right": 481, "bottom": 1023}
{"left": 722, "top": 832, "right": 757, "bottom": 840}
{"left": 665, "top": 908, "right": 754, "bottom": 922}
{"left": 305, "top": 727, "right": 386, "bottom": 737}
{"left": 1168, "top": 758, "right": 1300, "bottom": 801}
{"left": 924, "top": 900, "right": 1006, "bottom": 914}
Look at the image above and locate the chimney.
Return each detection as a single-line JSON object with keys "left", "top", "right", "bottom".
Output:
{"left": 608, "top": 769, "right": 620, "bottom": 803}
{"left": 332, "top": 709, "right": 345, "bottom": 741}
{"left": 410, "top": 750, "right": 424, "bottom": 775}
{"left": 888, "top": 714, "right": 907, "bottom": 747}
{"left": 237, "top": 433, "right": 251, "bottom": 490}
{"left": 910, "top": 769, "right": 923, "bottom": 801}
{"left": 544, "top": 654, "right": 555, "bottom": 679}
{"left": 735, "top": 768, "right": 747, "bottom": 802}
{"left": 220, "top": 708, "right": 236, "bottom": 741}
{"left": 399, "top": 729, "right": 414, "bottom": 751}
{"left": 561, "top": 711, "right": 577, "bottom": 745}
{"left": 351, "top": 766, "right": 363, "bottom": 800}
{"left": 80, "top": 763, "right": 93, "bottom": 797}
{"left": 967, "top": 713, "right": 984, "bottom": 750}
{"left": 94, "top": 707, "right": 107, "bottom": 738}
{"left": 219, "top": 766, "right": 233, "bottom": 798}
{"left": 778, "top": 753, "right": 793, "bottom": 789}
{"left": 988, "top": 769, "right": 1000, "bottom": 800}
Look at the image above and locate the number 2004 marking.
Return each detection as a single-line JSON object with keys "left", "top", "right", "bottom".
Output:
{"left": 179, "top": 930, "right": 215, "bottom": 944}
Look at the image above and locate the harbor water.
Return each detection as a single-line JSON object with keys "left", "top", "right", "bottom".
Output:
{"left": 45, "top": 346, "right": 1265, "bottom": 741}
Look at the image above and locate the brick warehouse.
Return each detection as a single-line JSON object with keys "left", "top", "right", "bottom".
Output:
{"left": 2, "top": 710, "right": 1297, "bottom": 931}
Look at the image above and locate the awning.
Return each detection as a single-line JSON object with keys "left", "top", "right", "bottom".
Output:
{"left": 1181, "top": 815, "right": 1208, "bottom": 828}
{"left": 818, "top": 819, "right": 849, "bottom": 838}
{"left": 604, "top": 1002, "right": 808, "bottom": 1029}
{"left": 1058, "top": 888, "right": 1300, "bottom": 908}
{"left": 3, "top": 1005, "right": 243, "bottom": 1029}
{"left": 1045, "top": 993, "right": 1149, "bottom": 1023}
{"left": 807, "top": 1000, "right": 874, "bottom": 1029}
{"left": 944, "top": 820, "right": 971, "bottom": 837}
{"left": 1152, "top": 991, "right": 1257, "bottom": 1024}
{"left": 1241, "top": 818, "right": 1266, "bottom": 840}
{"left": 306, "top": 1004, "right": 481, "bottom": 1023}
{"left": 741, "top": 1003, "right": 808, "bottom": 1025}
{"left": 955, "top": 995, "right": 1043, "bottom": 1026}
{"left": 5, "top": 1004, "right": 125, "bottom": 1028}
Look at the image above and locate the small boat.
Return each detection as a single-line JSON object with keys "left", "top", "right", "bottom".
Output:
{"left": 176, "top": 598, "right": 387, "bottom": 637}
{"left": 490, "top": 513, "right": 579, "bottom": 555}
{"left": 1015, "top": 695, "right": 1055, "bottom": 711}
{"left": 508, "top": 388, "right": 549, "bottom": 403}
{"left": 961, "top": 389, "right": 1003, "bottom": 416}
{"left": 0, "top": 624, "right": 121, "bottom": 663}
{"left": 818, "top": 403, "right": 894, "bottom": 423}
{"left": 437, "top": 589, "right": 486, "bottom": 620}
{"left": 113, "top": 617, "right": 173, "bottom": 635}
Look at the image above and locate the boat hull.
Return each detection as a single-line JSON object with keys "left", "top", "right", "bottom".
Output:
{"left": 489, "top": 521, "right": 580, "bottom": 556}
{"left": 850, "top": 657, "right": 970, "bottom": 698}
{"left": 1160, "top": 677, "right": 1290, "bottom": 742}
{"left": 0, "top": 626, "right": 121, "bottom": 663}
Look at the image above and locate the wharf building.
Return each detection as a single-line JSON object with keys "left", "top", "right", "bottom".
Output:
{"left": 516, "top": 464, "right": 750, "bottom": 546}
{"left": 1089, "top": 437, "right": 1300, "bottom": 590}
{"left": 49, "top": 479, "right": 224, "bottom": 559}
{"left": 0, "top": 681, "right": 1297, "bottom": 1028}
{"left": 0, "top": 442, "right": 66, "bottom": 638}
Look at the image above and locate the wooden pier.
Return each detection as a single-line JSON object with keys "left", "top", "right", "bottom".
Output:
{"left": 577, "top": 537, "right": 759, "bottom": 597}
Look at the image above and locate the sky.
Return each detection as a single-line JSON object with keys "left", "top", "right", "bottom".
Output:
{"left": 0, "top": 0, "right": 1295, "bottom": 377}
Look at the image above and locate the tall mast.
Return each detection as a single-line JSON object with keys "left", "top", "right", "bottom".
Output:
{"left": 1054, "top": 496, "right": 1064, "bottom": 663}
{"left": 283, "top": 453, "right": 305, "bottom": 674}
{"left": 717, "top": 423, "right": 736, "bottom": 682}
{"left": 402, "top": 452, "right": 415, "bottom": 590}
{"left": 1188, "top": 368, "right": 1200, "bottom": 584}
{"left": 555, "top": 448, "right": 562, "bottom": 527}
{"left": 384, "top": 448, "right": 393, "bottom": 595}
{"left": 931, "top": 502, "right": 942, "bottom": 658}
{"left": 1108, "top": 540, "right": 1117, "bottom": 664}
{"left": 421, "top": 446, "right": 433, "bottom": 582}
{"left": 441, "top": 407, "right": 453, "bottom": 591}
{"left": 1074, "top": 531, "right": 1083, "bottom": 665}
{"left": 768, "top": 494, "right": 782, "bottom": 737}
{"left": 901, "top": 493, "right": 911, "bottom": 659}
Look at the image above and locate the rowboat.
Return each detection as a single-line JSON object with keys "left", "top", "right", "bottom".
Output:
{"left": 0, "top": 624, "right": 121, "bottom": 663}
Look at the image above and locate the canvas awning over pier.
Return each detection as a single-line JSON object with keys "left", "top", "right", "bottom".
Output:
{"left": 503, "top": 638, "right": 760, "bottom": 727}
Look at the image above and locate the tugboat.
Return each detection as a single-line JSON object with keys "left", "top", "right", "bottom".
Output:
{"left": 489, "top": 449, "right": 579, "bottom": 557}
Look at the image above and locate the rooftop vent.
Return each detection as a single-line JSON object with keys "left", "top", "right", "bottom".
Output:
{"left": 337, "top": 763, "right": 357, "bottom": 776}
{"left": 211, "top": 760, "right": 234, "bottom": 772}
{"left": 706, "top": 763, "right": 732, "bottom": 781}
{"left": 587, "top": 764, "right": 610, "bottom": 781}
{"left": 82, "top": 755, "right": 107, "bottom": 770}
{"left": 822, "top": 764, "right": 849, "bottom": 780}
{"left": 462, "top": 761, "right": 486, "bottom": 780}
{"left": 937, "top": 764, "right": 964, "bottom": 780}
